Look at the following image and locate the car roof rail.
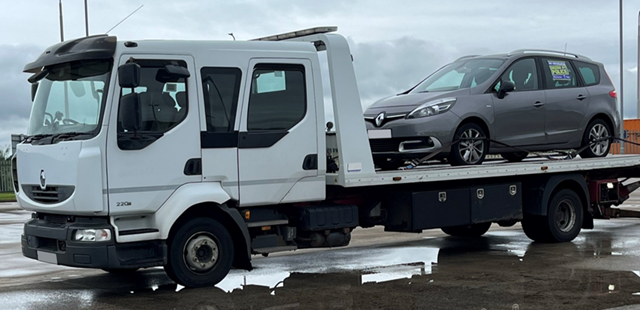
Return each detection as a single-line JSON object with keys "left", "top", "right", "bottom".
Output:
{"left": 508, "top": 49, "right": 591, "bottom": 60}
{"left": 455, "top": 55, "right": 480, "bottom": 61}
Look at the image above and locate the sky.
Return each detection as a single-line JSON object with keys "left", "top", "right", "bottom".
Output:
{"left": 1, "top": 0, "right": 640, "bottom": 151}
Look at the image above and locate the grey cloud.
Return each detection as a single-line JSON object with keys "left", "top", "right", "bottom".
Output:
{"left": 0, "top": 44, "right": 42, "bottom": 147}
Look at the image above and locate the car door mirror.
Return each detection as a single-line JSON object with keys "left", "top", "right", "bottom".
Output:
{"left": 118, "top": 63, "right": 141, "bottom": 88}
{"left": 120, "top": 93, "right": 141, "bottom": 132}
{"left": 497, "top": 80, "right": 515, "bottom": 99}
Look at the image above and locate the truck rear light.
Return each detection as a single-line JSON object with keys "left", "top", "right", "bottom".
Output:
{"left": 74, "top": 229, "right": 112, "bottom": 242}
{"left": 609, "top": 90, "right": 617, "bottom": 98}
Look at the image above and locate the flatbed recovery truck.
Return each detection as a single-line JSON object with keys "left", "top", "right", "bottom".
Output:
{"left": 14, "top": 26, "right": 640, "bottom": 287}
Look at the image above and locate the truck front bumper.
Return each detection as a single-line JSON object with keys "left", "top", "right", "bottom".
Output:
{"left": 22, "top": 213, "right": 166, "bottom": 269}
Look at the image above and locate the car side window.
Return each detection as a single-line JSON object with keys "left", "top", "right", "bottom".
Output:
{"left": 542, "top": 58, "right": 577, "bottom": 89}
{"left": 200, "top": 67, "right": 242, "bottom": 132}
{"left": 118, "top": 59, "right": 188, "bottom": 134}
{"left": 247, "top": 64, "right": 306, "bottom": 131}
{"left": 574, "top": 61, "right": 600, "bottom": 86}
{"left": 496, "top": 58, "right": 539, "bottom": 92}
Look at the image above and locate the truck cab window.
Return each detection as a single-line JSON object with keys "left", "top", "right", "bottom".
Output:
{"left": 200, "top": 67, "right": 242, "bottom": 132}
{"left": 247, "top": 64, "right": 306, "bottom": 131}
{"left": 118, "top": 60, "right": 188, "bottom": 135}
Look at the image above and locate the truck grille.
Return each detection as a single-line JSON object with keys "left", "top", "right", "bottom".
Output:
{"left": 22, "top": 185, "right": 75, "bottom": 204}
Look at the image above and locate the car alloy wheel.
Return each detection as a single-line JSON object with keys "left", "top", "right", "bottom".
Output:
{"left": 458, "top": 128, "right": 485, "bottom": 164}
{"left": 588, "top": 123, "right": 609, "bottom": 156}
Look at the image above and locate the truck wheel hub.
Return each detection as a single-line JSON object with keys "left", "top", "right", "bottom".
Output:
{"left": 184, "top": 234, "right": 219, "bottom": 272}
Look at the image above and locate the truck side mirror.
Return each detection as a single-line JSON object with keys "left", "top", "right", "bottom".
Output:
{"left": 120, "top": 93, "right": 141, "bottom": 133}
{"left": 118, "top": 63, "right": 141, "bottom": 88}
{"left": 30, "top": 83, "right": 38, "bottom": 102}
{"left": 497, "top": 80, "right": 515, "bottom": 99}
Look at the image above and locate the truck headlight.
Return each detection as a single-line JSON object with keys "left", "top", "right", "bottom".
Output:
{"left": 406, "top": 98, "right": 456, "bottom": 119}
{"left": 74, "top": 229, "right": 112, "bottom": 242}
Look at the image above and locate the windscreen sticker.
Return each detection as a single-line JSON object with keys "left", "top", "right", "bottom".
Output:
{"left": 547, "top": 60, "right": 571, "bottom": 80}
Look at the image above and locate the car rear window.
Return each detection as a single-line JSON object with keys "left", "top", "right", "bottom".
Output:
{"left": 574, "top": 61, "right": 600, "bottom": 86}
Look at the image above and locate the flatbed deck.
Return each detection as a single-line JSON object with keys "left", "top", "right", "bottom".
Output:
{"left": 327, "top": 155, "right": 640, "bottom": 187}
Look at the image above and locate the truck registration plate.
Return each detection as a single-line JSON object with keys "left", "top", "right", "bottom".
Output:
{"left": 37, "top": 251, "right": 58, "bottom": 264}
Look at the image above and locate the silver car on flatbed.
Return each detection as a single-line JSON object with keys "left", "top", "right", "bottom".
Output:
{"left": 365, "top": 50, "right": 620, "bottom": 169}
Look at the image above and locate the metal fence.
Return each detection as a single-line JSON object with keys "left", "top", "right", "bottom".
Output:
{"left": 611, "top": 130, "right": 640, "bottom": 154}
{"left": 0, "top": 160, "right": 11, "bottom": 193}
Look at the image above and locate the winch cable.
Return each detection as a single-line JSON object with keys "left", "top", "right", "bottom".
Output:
{"left": 400, "top": 135, "right": 639, "bottom": 170}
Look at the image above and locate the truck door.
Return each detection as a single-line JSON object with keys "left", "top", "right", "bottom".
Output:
{"left": 106, "top": 56, "right": 201, "bottom": 214}
{"left": 237, "top": 59, "right": 324, "bottom": 206}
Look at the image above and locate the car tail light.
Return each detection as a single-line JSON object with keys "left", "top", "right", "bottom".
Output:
{"left": 609, "top": 90, "right": 617, "bottom": 98}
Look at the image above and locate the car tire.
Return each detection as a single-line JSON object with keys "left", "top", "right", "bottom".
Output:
{"left": 522, "top": 188, "right": 583, "bottom": 243}
{"left": 500, "top": 152, "right": 529, "bottom": 162}
{"left": 441, "top": 222, "right": 492, "bottom": 237}
{"left": 164, "top": 218, "right": 234, "bottom": 288}
{"left": 579, "top": 119, "right": 611, "bottom": 158}
{"left": 449, "top": 123, "right": 488, "bottom": 166}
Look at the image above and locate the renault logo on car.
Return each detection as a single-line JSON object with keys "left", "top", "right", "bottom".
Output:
{"left": 39, "top": 170, "right": 46, "bottom": 190}
{"left": 375, "top": 112, "right": 386, "bottom": 127}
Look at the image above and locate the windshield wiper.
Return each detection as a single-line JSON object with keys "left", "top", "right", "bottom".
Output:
{"left": 51, "top": 132, "right": 90, "bottom": 142}
{"left": 26, "top": 134, "right": 52, "bottom": 142}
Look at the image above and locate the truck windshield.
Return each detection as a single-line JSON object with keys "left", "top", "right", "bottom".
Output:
{"left": 409, "top": 58, "right": 505, "bottom": 93}
{"left": 27, "top": 60, "right": 112, "bottom": 140}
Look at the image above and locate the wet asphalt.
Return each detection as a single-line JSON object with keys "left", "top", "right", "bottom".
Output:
{"left": 4, "top": 198, "right": 640, "bottom": 309}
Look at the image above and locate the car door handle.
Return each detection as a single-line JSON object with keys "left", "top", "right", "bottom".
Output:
{"left": 533, "top": 101, "right": 544, "bottom": 107}
{"left": 577, "top": 94, "right": 587, "bottom": 101}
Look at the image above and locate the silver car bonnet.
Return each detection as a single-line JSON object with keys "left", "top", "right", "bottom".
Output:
{"left": 365, "top": 90, "right": 468, "bottom": 116}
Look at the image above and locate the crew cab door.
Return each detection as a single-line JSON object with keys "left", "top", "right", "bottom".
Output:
{"left": 106, "top": 55, "right": 201, "bottom": 214}
{"left": 237, "top": 59, "right": 324, "bottom": 206}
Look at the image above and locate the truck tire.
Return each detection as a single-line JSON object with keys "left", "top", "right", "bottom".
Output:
{"left": 165, "top": 218, "right": 234, "bottom": 287}
{"left": 449, "top": 123, "right": 488, "bottom": 166}
{"left": 441, "top": 222, "right": 491, "bottom": 237}
{"left": 522, "top": 189, "right": 583, "bottom": 243}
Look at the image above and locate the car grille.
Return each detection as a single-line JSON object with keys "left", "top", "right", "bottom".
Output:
{"left": 370, "top": 138, "right": 403, "bottom": 152}
{"left": 22, "top": 185, "right": 75, "bottom": 204}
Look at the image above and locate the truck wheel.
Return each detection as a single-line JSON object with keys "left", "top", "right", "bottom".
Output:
{"left": 165, "top": 218, "right": 234, "bottom": 288}
{"left": 579, "top": 119, "right": 611, "bottom": 158}
{"left": 500, "top": 152, "right": 528, "bottom": 162}
{"left": 449, "top": 123, "right": 488, "bottom": 166}
{"left": 522, "top": 189, "right": 583, "bottom": 243}
{"left": 441, "top": 222, "right": 491, "bottom": 237}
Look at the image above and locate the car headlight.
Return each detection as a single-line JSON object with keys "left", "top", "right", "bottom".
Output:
{"left": 406, "top": 98, "right": 457, "bottom": 119}
{"left": 74, "top": 229, "right": 112, "bottom": 242}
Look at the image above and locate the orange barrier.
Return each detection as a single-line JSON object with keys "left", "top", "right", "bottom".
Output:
{"left": 611, "top": 120, "right": 640, "bottom": 154}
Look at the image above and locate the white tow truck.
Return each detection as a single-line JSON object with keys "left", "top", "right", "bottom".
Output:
{"left": 14, "top": 27, "right": 640, "bottom": 287}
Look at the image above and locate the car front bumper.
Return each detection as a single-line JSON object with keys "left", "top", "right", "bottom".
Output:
{"left": 365, "top": 112, "right": 460, "bottom": 157}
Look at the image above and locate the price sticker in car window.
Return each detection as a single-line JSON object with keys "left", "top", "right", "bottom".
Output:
{"left": 547, "top": 60, "right": 571, "bottom": 80}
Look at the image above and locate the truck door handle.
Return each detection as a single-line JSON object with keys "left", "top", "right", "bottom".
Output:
{"left": 577, "top": 94, "right": 587, "bottom": 101}
{"left": 533, "top": 101, "right": 544, "bottom": 107}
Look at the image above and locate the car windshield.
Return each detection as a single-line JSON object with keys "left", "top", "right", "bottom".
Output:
{"left": 410, "top": 58, "right": 505, "bottom": 93}
{"left": 27, "top": 60, "right": 112, "bottom": 139}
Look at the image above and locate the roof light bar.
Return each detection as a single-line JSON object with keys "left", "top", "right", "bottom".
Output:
{"left": 251, "top": 26, "right": 338, "bottom": 41}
